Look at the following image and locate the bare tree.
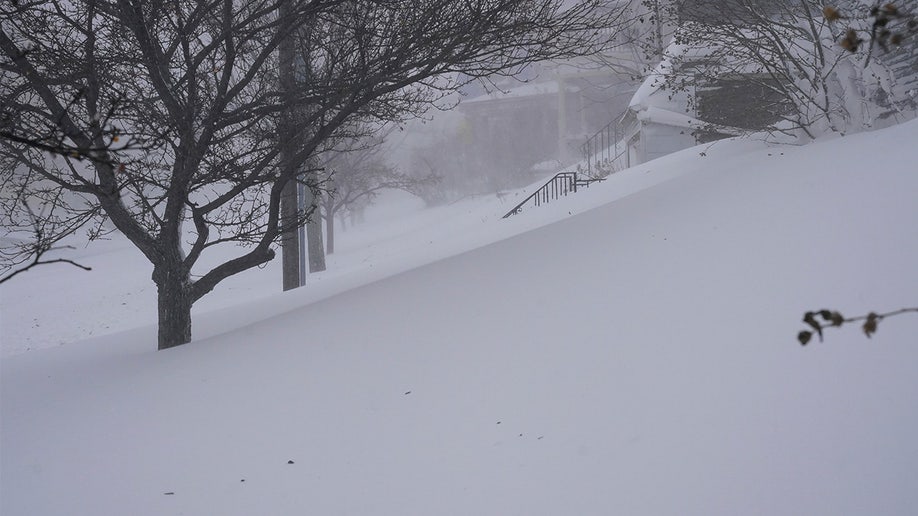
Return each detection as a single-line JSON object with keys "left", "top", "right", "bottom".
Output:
{"left": 1, "top": 0, "right": 625, "bottom": 350}
{"left": 638, "top": 0, "right": 909, "bottom": 138}
{"left": 317, "top": 131, "right": 435, "bottom": 254}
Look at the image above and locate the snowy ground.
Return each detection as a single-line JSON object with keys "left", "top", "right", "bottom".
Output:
{"left": 2, "top": 121, "right": 918, "bottom": 515}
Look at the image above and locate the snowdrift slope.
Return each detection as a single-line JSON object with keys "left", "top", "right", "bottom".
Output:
{"left": 3, "top": 122, "right": 918, "bottom": 515}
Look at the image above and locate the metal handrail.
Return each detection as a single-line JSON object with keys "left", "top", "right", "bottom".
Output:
{"left": 580, "top": 111, "right": 629, "bottom": 177}
{"left": 503, "top": 171, "right": 601, "bottom": 218}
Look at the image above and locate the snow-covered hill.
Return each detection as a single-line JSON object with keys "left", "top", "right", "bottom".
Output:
{"left": 2, "top": 121, "right": 917, "bottom": 515}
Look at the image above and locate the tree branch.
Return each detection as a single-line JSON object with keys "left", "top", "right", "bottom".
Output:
{"left": 798, "top": 307, "right": 918, "bottom": 345}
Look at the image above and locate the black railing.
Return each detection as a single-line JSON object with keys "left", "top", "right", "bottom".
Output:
{"left": 503, "top": 172, "right": 601, "bottom": 218}
{"left": 580, "top": 112, "right": 628, "bottom": 177}
{"left": 502, "top": 111, "right": 630, "bottom": 219}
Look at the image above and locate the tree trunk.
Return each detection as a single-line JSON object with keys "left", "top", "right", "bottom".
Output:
{"left": 303, "top": 174, "right": 326, "bottom": 272}
{"left": 155, "top": 270, "right": 193, "bottom": 350}
{"left": 307, "top": 213, "right": 325, "bottom": 272}
{"left": 324, "top": 177, "right": 336, "bottom": 255}
{"left": 280, "top": 180, "right": 301, "bottom": 290}
{"left": 325, "top": 206, "right": 335, "bottom": 255}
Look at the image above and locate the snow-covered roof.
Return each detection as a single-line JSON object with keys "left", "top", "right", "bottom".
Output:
{"left": 628, "top": 26, "right": 768, "bottom": 112}
{"left": 638, "top": 105, "right": 742, "bottom": 136}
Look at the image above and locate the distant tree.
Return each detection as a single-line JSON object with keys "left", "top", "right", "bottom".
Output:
{"left": 317, "top": 132, "right": 435, "bottom": 255}
{"left": 405, "top": 119, "right": 525, "bottom": 206}
{"left": 1, "top": 0, "right": 626, "bottom": 350}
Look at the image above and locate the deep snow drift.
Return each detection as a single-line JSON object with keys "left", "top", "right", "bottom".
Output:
{"left": 2, "top": 121, "right": 917, "bottom": 515}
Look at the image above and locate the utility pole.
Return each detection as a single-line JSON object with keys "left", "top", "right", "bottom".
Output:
{"left": 557, "top": 74, "right": 568, "bottom": 163}
{"left": 279, "top": 13, "right": 325, "bottom": 291}
{"left": 296, "top": 176, "right": 327, "bottom": 277}
{"left": 294, "top": 31, "right": 326, "bottom": 275}
{"left": 301, "top": 171, "right": 326, "bottom": 274}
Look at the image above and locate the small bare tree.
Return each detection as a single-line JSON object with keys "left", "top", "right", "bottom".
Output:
{"left": 317, "top": 131, "right": 435, "bottom": 254}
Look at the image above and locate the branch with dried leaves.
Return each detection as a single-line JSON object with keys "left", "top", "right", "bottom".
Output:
{"left": 798, "top": 307, "right": 918, "bottom": 345}
{"left": 825, "top": 3, "right": 918, "bottom": 56}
